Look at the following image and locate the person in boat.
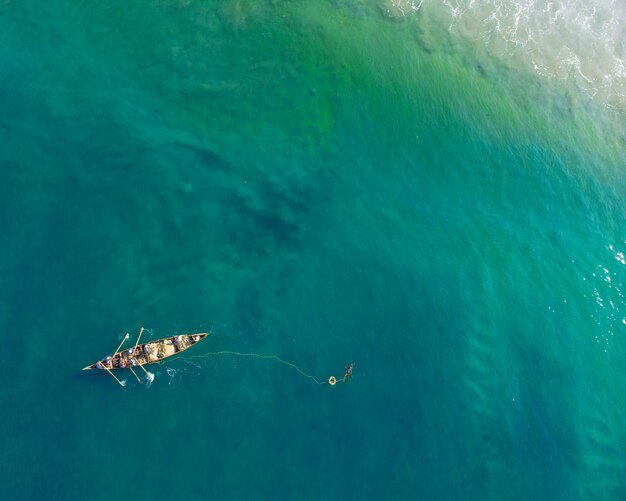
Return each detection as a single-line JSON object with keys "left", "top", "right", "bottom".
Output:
{"left": 343, "top": 363, "right": 354, "bottom": 382}
{"left": 97, "top": 359, "right": 111, "bottom": 370}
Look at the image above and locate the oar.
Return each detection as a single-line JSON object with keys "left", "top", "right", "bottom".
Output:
{"left": 128, "top": 366, "right": 142, "bottom": 383}
{"left": 132, "top": 327, "right": 154, "bottom": 382}
{"left": 94, "top": 333, "right": 131, "bottom": 387}
{"left": 136, "top": 362, "right": 155, "bottom": 382}
{"left": 112, "top": 333, "right": 130, "bottom": 358}
{"left": 101, "top": 364, "right": 126, "bottom": 387}
{"left": 134, "top": 327, "right": 144, "bottom": 351}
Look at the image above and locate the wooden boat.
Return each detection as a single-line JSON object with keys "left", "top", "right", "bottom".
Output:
{"left": 83, "top": 327, "right": 208, "bottom": 386}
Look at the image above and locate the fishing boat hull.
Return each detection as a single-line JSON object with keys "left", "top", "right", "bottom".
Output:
{"left": 82, "top": 333, "right": 208, "bottom": 371}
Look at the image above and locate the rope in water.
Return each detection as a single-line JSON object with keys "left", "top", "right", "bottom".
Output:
{"left": 179, "top": 350, "right": 350, "bottom": 386}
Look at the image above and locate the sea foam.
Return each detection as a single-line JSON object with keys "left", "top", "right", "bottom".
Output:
{"left": 381, "top": 0, "right": 626, "bottom": 111}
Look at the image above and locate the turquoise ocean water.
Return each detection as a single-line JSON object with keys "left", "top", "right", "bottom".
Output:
{"left": 1, "top": 1, "right": 625, "bottom": 499}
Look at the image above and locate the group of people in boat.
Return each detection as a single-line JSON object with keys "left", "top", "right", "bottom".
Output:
{"left": 95, "top": 335, "right": 197, "bottom": 370}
